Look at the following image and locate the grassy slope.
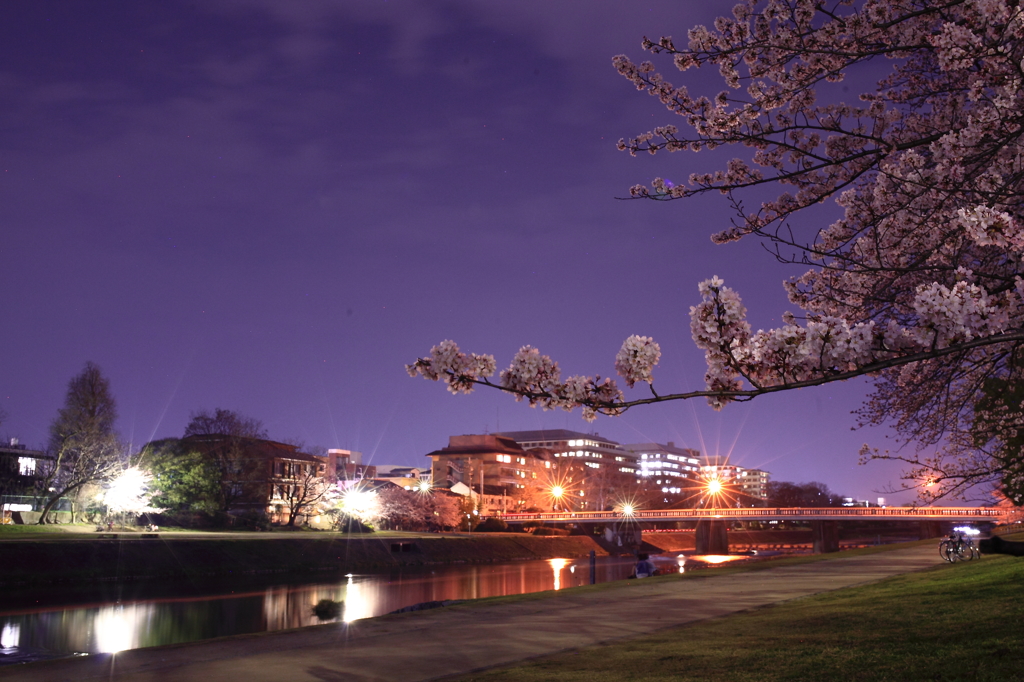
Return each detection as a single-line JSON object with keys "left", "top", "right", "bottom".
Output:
{"left": 454, "top": 552, "right": 1024, "bottom": 682}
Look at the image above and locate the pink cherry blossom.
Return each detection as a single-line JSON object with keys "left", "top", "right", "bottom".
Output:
{"left": 411, "top": 0, "right": 1024, "bottom": 502}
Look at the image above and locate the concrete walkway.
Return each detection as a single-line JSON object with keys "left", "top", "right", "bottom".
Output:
{"left": 0, "top": 544, "right": 943, "bottom": 682}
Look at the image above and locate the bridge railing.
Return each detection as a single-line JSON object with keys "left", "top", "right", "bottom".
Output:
{"left": 496, "top": 506, "right": 1007, "bottom": 523}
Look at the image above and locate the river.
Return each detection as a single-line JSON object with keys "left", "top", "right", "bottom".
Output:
{"left": 1, "top": 553, "right": 719, "bottom": 665}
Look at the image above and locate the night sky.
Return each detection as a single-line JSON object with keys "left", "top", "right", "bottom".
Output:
{"left": 1, "top": 1, "right": 920, "bottom": 503}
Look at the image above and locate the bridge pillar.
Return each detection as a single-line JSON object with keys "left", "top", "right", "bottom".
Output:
{"left": 812, "top": 521, "right": 840, "bottom": 554}
{"left": 695, "top": 520, "right": 729, "bottom": 554}
{"left": 918, "top": 521, "right": 946, "bottom": 540}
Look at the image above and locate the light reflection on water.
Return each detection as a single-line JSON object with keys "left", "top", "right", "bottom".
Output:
{"left": 0, "top": 553, "right": 756, "bottom": 664}
{"left": 0, "top": 555, "right": 654, "bottom": 664}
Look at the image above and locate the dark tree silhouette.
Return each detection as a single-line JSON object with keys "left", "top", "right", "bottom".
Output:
{"left": 38, "top": 362, "right": 123, "bottom": 523}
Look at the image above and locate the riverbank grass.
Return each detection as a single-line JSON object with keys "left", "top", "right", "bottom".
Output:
{"left": 0, "top": 523, "right": 89, "bottom": 534}
{"left": 455, "top": 554, "right": 1024, "bottom": 682}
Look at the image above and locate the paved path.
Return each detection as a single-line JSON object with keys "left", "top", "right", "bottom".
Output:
{"left": 0, "top": 545, "right": 942, "bottom": 682}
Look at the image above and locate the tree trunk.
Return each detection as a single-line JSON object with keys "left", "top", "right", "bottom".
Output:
{"left": 36, "top": 493, "right": 62, "bottom": 524}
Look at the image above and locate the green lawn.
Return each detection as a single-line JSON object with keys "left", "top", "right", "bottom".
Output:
{"left": 454, "top": 552, "right": 1024, "bottom": 682}
{"left": 0, "top": 522, "right": 87, "bottom": 534}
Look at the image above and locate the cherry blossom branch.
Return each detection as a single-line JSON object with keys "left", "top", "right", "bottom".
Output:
{"left": 410, "top": 0, "right": 1024, "bottom": 504}
{"left": 411, "top": 270, "right": 1024, "bottom": 419}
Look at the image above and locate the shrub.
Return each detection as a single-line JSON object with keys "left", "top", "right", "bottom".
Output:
{"left": 475, "top": 517, "right": 510, "bottom": 533}
{"left": 312, "top": 599, "right": 342, "bottom": 620}
{"left": 231, "top": 510, "right": 270, "bottom": 531}
{"left": 334, "top": 515, "right": 374, "bottom": 534}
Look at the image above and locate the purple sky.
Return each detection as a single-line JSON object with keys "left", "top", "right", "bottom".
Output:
{"left": 0, "top": 1, "right": 922, "bottom": 503}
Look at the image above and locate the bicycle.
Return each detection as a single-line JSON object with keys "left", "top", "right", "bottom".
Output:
{"left": 939, "top": 530, "right": 979, "bottom": 562}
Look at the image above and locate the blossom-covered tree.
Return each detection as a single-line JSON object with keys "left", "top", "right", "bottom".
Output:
{"left": 375, "top": 485, "right": 432, "bottom": 531}
{"left": 102, "top": 467, "right": 162, "bottom": 522}
{"left": 429, "top": 492, "right": 465, "bottom": 530}
{"left": 410, "top": 0, "right": 1024, "bottom": 502}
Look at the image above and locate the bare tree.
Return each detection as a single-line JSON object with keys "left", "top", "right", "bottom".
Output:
{"left": 184, "top": 408, "right": 267, "bottom": 439}
{"left": 38, "top": 362, "right": 123, "bottom": 524}
{"left": 282, "top": 463, "right": 331, "bottom": 527}
{"left": 181, "top": 409, "right": 269, "bottom": 512}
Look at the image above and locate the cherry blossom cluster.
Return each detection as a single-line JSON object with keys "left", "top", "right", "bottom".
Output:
{"left": 405, "top": 340, "right": 496, "bottom": 395}
{"left": 957, "top": 207, "right": 1024, "bottom": 252}
{"left": 912, "top": 277, "right": 1013, "bottom": 348}
{"left": 614, "top": 335, "right": 662, "bottom": 388}
{"left": 610, "top": 0, "right": 1024, "bottom": 500}
{"left": 412, "top": 0, "right": 1024, "bottom": 501}
{"left": 409, "top": 339, "right": 653, "bottom": 421}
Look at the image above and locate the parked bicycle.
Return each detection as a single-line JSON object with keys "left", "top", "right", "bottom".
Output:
{"left": 939, "top": 527, "right": 980, "bottom": 562}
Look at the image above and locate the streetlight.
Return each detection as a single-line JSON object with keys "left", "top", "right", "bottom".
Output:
{"left": 551, "top": 485, "right": 565, "bottom": 511}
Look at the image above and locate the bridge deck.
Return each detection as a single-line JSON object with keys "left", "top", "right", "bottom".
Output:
{"left": 499, "top": 507, "right": 1006, "bottom": 523}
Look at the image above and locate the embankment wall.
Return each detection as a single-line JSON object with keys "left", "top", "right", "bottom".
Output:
{"left": 0, "top": 534, "right": 606, "bottom": 587}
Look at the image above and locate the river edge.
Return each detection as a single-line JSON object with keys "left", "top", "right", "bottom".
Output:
{"left": 0, "top": 543, "right": 948, "bottom": 682}
{"left": 0, "top": 526, "right": 921, "bottom": 589}
{"left": 0, "top": 533, "right": 611, "bottom": 589}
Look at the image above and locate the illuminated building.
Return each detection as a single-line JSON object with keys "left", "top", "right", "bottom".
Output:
{"left": 738, "top": 468, "right": 770, "bottom": 501}
{"left": 496, "top": 430, "right": 640, "bottom": 511}
{"left": 0, "top": 438, "right": 55, "bottom": 522}
{"left": 424, "top": 434, "right": 553, "bottom": 512}
{"left": 326, "top": 449, "right": 376, "bottom": 482}
{"left": 372, "top": 465, "right": 430, "bottom": 489}
{"left": 498, "top": 430, "right": 638, "bottom": 475}
{"left": 698, "top": 459, "right": 771, "bottom": 504}
{"left": 177, "top": 434, "right": 339, "bottom": 524}
{"left": 623, "top": 441, "right": 700, "bottom": 485}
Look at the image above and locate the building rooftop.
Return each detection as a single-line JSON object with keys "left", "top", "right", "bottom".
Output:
{"left": 0, "top": 444, "right": 49, "bottom": 459}
{"left": 622, "top": 442, "right": 700, "bottom": 458}
{"left": 496, "top": 429, "right": 621, "bottom": 446}
{"left": 425, "top": 434, "right": 528, "bottom": 458}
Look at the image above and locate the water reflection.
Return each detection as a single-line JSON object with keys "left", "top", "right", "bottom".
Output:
{"left": 547, "top": 558, "right": 569, "bottom": 590}
{"left": 0, "top": 554, "right": 685, "bottom": 664}
{"left": 95, "top": 604, "right": 145, "bottom": 653}
{"left": 1, "top": 623, "right": 19, "bottom": 649}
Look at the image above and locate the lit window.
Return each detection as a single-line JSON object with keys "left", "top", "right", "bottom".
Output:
{"left": 17, "top": 457, "right": 35, "bottom": 476}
